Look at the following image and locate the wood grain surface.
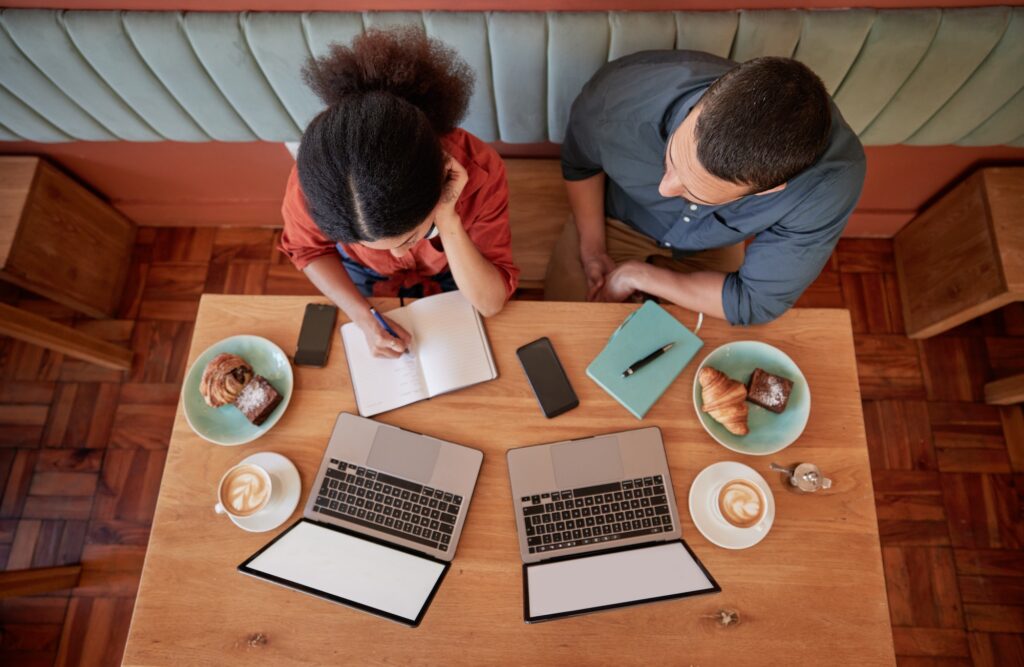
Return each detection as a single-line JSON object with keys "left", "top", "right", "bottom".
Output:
{"left": 0, "top": 158, "right": 136, "bottom": 319}
{"left": 123, "top": 297, "right": 894, "bottom": 666}
{"left": 0, "top": 303, "right": 132, "bottom": 370}
{"left": 0, "top": 564, "right": 81, "bottom": 598}
{"left": 506, "top": 159, "right": 570, "bottom": 289}
{"left": 895, "top": 167, "right": 1023, "bottom": 339}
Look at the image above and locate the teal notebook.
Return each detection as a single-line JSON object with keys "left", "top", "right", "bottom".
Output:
{"left": 587, "top": 301, "right": 704, "bottom": 419}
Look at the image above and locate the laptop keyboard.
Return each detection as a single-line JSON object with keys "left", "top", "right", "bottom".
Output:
{"left": 519, "top": 475, "right": 672, "bottom": 554}
{"left": 313, "top": 459, "right": 462, "bottom": 552}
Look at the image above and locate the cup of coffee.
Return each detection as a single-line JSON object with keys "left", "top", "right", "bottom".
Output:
{"left": 215, "top": 462, "right": 273, "bottom": 519}
{"left": 716, "top": 478, "right": 766, "bottom": 528}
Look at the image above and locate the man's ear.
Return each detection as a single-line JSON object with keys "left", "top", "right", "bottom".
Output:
{"left": 754, "top": 182, "right": 787, "bottom": 196}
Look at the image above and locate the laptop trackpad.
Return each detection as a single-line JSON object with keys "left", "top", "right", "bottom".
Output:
{"left": 367, "top": 428, "right": 439, "bottom": 484}
{"left": 552, "top": 436, "right": 623, "bottom": 489}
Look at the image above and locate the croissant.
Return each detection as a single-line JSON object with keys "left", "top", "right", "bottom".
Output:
{"left": 200, "top": 353, "right": 254, "bottom": 408}
{"left": 698, "top": 366, "right": 749, "bottom": 436}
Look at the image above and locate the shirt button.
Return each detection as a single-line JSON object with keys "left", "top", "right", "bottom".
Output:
{"left": 689, "top": 204, "right": 698, "bottom": 211}
{"left": 683, "top": 216, "right": 691, "bottom": 223}
{"left": 663, "top": 242, "right": 671, "bottom": 248}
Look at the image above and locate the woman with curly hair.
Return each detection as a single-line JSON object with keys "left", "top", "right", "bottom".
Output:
{"left": 280, "top": 27, "right": 518, "bottom": 358}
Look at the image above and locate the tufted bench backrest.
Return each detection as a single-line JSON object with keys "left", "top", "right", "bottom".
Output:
{"left": 1, "top": 8, "right": 1022, "bottom": 146}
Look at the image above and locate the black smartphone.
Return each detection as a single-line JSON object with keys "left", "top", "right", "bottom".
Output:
{"left": 294, "top": 303, "right": 338, "bottom": 367}
{"left": 516, "top": 337, "right": 579, "bottom": 419}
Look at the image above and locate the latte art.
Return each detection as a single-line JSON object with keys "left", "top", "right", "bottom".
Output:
{"left": 221, "top": 465, "right": 271, "bottom": 517}
{"left": 717, "top": 479, "right": 765, "bottom": 528}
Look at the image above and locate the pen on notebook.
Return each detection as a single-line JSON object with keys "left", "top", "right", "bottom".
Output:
{"left": 369, "top": 307, "right": 400, "bottom": 339}
{"left": 622, "top": 343, "right": 674, "bottom": 378}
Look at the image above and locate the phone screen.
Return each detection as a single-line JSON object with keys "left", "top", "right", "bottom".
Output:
{"left": 294, "top": 304, "right": 338, "bottom": 367}
{"left": 517, "top": 338, "right": 579, "bottom": 418}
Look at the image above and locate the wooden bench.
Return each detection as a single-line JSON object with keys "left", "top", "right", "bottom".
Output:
{"left": 505, "top": 159, "right": 569, "bottom": 290}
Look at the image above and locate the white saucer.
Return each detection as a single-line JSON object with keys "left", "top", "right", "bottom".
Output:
{"left": 688, "top": 461, "right": 775, "bottom": 550}
{"left": 226, "top": 452, "right": 301, "bottom": 533}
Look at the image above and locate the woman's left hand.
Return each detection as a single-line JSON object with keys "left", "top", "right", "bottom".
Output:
{"left": 436, "top": 154, "right": 469, "bottom": 229}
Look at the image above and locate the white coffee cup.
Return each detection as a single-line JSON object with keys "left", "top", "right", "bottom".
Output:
{"left": 715, "top": 478, "right": 766, "bottom": 529}
{"left": 215, "top": 462, "right": 273, "bottom": 519}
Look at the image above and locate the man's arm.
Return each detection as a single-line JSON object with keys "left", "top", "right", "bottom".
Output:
{"left": 598, "top": 166, "right": 864, "bottom": 324}
{"left": 564, "top": 173, "right": 617, "bottom": 300}
{"left": 560, "top": 74, "right": 619, "bottom": 300}
{"left": 598, "top": 263, "right": 728, "bottom": 319}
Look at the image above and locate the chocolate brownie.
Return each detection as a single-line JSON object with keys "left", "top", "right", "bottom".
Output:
{"left": 746, "top": 368, "right": 793, "bottom": 413}
{"left": 235, "top": 375, "right": 283, "bottom": 426}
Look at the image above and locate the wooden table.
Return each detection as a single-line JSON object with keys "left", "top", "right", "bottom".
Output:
{"left": 124, "top": 297, "right": 895, "bottom": 666}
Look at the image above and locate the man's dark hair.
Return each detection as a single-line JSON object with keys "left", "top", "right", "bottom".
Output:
{"left": 694, "top": 57, "right": 832, "bottom": 192}
{"left": 297, "top": 27, "right": 474, "bottom": 244}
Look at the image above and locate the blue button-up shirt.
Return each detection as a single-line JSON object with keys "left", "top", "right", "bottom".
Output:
{"left": 561, "top": 50, "right": 866, "bottom": 325}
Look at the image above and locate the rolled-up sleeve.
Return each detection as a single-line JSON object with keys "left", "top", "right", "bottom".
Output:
{"left": 279, "top": 166, "right": 338, "bottom": 271}
{"left": 462, "top": 158, "right": 520, "bottom": 301}
{"left": 722, "top": 166, "right": 865, "bottom": 325}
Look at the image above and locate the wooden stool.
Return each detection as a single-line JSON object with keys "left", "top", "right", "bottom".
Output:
{"left": 985, "top": 373, "right": 1024, "bottom": 406}
{"left": 1, "top": 156, "right": 136, "bottom": 317}
{"left": 895, "top": 167, "right": 1023, "bottom": 339}
{"left": 0, "top": 157, "right": 135, "bottom": 369}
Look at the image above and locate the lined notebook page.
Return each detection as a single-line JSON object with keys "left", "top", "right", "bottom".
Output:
{"left": 408, "top": 292, "right": 496, "bottom": 396}
{"left": 340, "top": 308, "right": 429, "bottom": 417}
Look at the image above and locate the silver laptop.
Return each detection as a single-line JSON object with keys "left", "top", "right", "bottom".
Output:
{"left": 239, "top": 413, "right": 483, "bottom": 626}
{"left": 507, "top": 427, "right": 719, "bottom": 622}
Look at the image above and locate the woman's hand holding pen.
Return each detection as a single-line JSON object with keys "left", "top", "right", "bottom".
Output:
{"left": 355, "top": 307, "right": 412, "bottom": 359}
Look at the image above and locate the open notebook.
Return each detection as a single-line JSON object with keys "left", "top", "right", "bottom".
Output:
{"left": 340, "top": 291, "right": 497, "bottom": 417}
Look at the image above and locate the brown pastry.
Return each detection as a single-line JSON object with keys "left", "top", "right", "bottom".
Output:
{"left": 234, "top": 375, "right": 283, "bottom": 426}
{"left": 747, "top": 368, "right": 793, "bottom": 414}
{"left": 200, "top": 353, "right": 254, "bottom": 408}
{"left": 698, "top": 366, "right": 749, "bottom": 436}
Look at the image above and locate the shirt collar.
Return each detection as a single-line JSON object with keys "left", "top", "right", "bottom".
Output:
{"left": 664, "top": 87, "right": 708, "bottom": 141}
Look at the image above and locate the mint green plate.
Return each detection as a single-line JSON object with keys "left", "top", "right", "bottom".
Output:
{"left": 182, "top": 335, "right": 293, "bottom": 446}
{"left": 692, "top": 341, "right": 810, "bottom": 456}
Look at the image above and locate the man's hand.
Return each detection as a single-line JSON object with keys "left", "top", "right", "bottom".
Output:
{"left": 595, "top": 260, "right": 647, "bottom": 303}
{"left": 357, "top": 313, "right": 413, "bottom": 359}
{"left": 582, "top": 252, "right": 617, "bottom": 301}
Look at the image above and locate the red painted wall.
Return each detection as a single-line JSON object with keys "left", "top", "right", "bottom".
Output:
{"left": 1, "top": 141, "right": 1021, "bottom": 236}
{"left": 2, "top": 1, "right": 1012, "bottom": 9}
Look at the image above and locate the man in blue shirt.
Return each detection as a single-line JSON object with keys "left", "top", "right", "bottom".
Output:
{"left": 546, "top": 51, "right": 865, "bottom": 325}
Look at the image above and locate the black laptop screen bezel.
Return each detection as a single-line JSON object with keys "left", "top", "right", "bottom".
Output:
{"left": 238, "top": 518, "right": 450, "bottom": 628}
{"left": 521, "top": 539, "right": 720, "bottom": 623}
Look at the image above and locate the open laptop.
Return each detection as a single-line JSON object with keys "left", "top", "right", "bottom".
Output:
{"left": 507, "top": 427, "right": 719, "bottom": 622}
{"left": 239, "top": 413, "right": 483, "bottom": 627}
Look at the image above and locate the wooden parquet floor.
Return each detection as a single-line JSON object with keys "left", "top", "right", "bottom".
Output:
{"left": 0, "top": 228, "right": 1021, "bottom": 666}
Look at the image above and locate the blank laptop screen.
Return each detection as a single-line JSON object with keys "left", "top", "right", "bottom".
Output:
{"left": 524, "top": 541, "right": 718, "bottom": 621}
{"left": 241, "top": 520, "right": 446, "bottom": 625}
